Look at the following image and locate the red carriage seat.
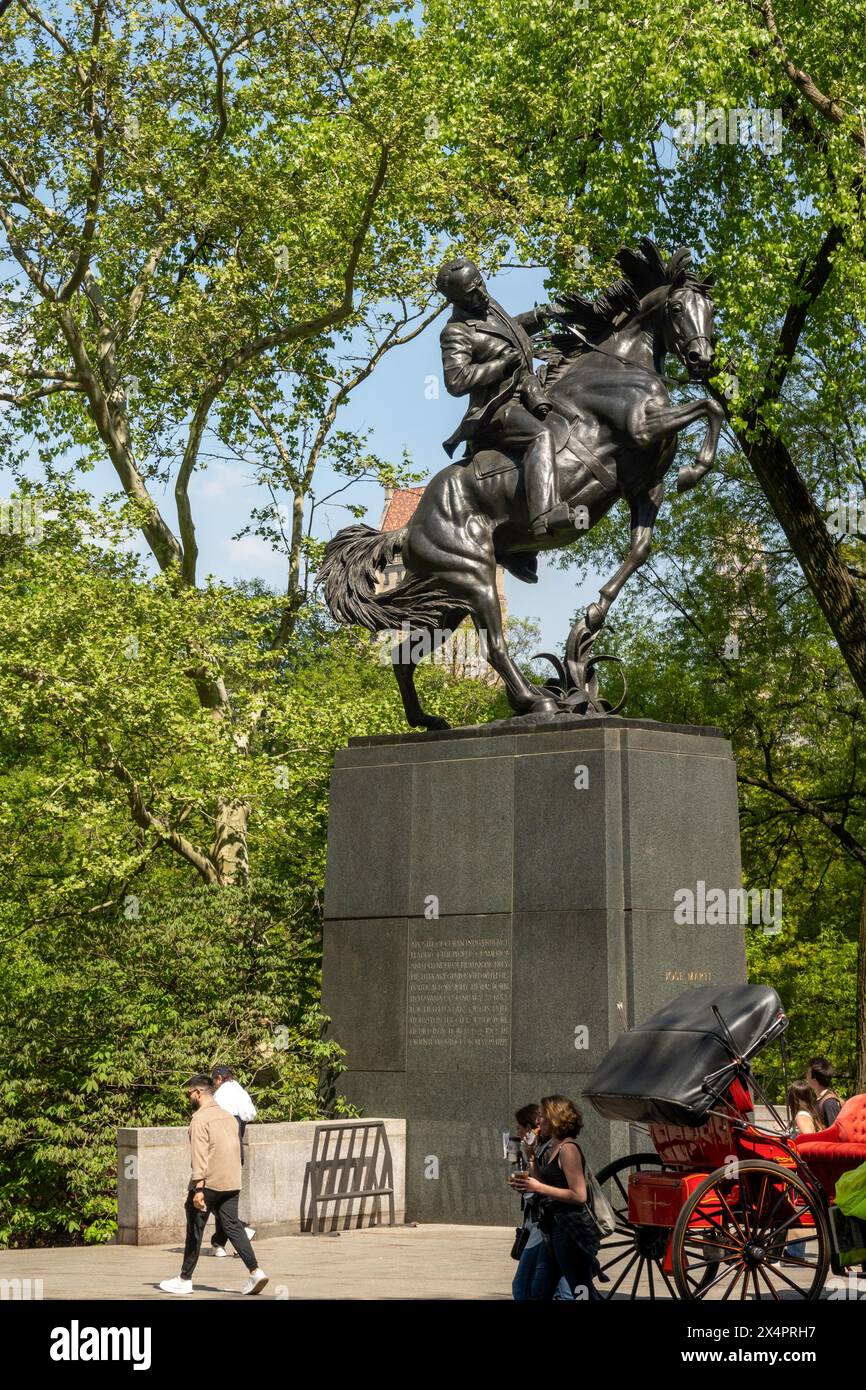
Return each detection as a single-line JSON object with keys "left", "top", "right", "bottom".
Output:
{"left": 793, "top": 1094, "right": 866, "bottom": 1197}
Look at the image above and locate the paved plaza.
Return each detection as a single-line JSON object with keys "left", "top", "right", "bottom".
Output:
{"left": 1, "top": 1224, "right": 861, "bottom": 1301}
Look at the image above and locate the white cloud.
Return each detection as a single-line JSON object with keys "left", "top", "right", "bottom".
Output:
{"left": 189, "top": 462, "right": 250, "bottom": 499}
{"left": 226, "top": 534, "right": 286, "bottom": 573}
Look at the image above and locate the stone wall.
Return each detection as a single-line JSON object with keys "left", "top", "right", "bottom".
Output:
{"left": 116, "top": 1118, "right": 406, "bottom": 1245}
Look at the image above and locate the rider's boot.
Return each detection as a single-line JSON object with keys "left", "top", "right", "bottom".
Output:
{"left": 526, "top": 431, "right": 570, "bottom": 538}
{"left": 504, "top": 552, "right": 539, "bottom": 584}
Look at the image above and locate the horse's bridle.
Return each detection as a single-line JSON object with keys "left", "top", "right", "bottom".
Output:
{"left": 662, "top": 294, "right": 714, "bottom": 372}
{"left": 554, "top": 293, "right": 711, "bottom": 383}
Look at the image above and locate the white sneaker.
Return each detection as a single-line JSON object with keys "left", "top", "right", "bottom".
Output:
{"left": 159, "top": 1277, "right": 194, "bottom": 1295}
{"left": 244, "top": 1226, "right": 256, "bottom": 1240}
{"left": 241, "top": 1268, "right": 268, "bottom": 1295}
{"left": 211, "top": 1245, "right": 228, "bottom": 1257}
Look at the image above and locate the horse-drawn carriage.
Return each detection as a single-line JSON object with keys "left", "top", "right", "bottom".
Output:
{"left": 584, "top": 984, "right": 866, "bottom": 1300}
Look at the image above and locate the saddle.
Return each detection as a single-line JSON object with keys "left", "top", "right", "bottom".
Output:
{"left": 470, "top": 414, "right": 617, "bottom": 495}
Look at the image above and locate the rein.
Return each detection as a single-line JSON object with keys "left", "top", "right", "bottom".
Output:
{"left": 554, "top": 308, "right": 701, "bottom": 390}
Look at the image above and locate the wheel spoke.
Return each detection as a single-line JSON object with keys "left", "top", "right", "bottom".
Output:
{"left": 692, "top": 1256, "right": 745, "bottom": 1295}
{"left": 680, "top": 1249, "right": 738, "bottom": 1270}
{"left": 721, "top": 1262, "right": 749, "bottom": 1301}
{"left": 688, "top": 1192, "right": 747, "bottom": 1249}
{"left": 606, "top": 1250, "right": 640, "bottom": 1298}
{"left": 595, "top": 1155, "right": 677, "bottom": 1300}
{"left": 681, "top": 1231, "right": 742, "bottom": 1256}
{"left": 716, "top": 1188, "right": 748, "bottom": 1245}
{"left": 599, "top": 1244, "right": 639, "bottom": 1274}
{"left": 612, "top": 1173, "right": 630, "bottom": 1208}
{"left": 752, "top": 1183, "right": 792, "bottom": 1239}
{"left": 758, "top": 1208, "right": 812, "bottom": 1241}
{"left": 757, "top": 1263, "right": 781, "bottom": 1302}
{"left": 761, "top": 1262, "right": 812, "bottom": 1297}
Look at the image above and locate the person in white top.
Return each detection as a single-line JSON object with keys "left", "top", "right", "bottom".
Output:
{"left": 209, "top": 1065, "right": 257, "bottom": 1257}
{"left": 786, "top": 1081, "right": 822, "bottom": 1136}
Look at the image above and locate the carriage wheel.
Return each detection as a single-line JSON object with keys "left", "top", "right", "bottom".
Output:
{"left": 594, "top": 1153, "right": 679, "bottom": 1300}
{"left": 672, "top": 1159, "right": 830, "bottom": 1301}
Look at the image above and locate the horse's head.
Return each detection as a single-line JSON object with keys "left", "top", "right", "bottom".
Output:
{"left": 660, "top": 250, "right": 716, "bottom": 381}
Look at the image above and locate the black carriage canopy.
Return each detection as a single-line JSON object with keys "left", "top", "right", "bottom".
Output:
{"left": 584, "top": 984, "right": 787, "bottom": 1127}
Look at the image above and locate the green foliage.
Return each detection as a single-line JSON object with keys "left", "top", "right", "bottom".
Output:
{"left": 0, "top": 878, "right": 340, "bottom": 1247}
{"left": 0, "top": 504, "right": 503, "bottom": 1246}
{"left": 2, "top": 0, "right": 866, "bottom": 1243}
{"left": 577, "top": 445, "right": 865, "bottom": 1091}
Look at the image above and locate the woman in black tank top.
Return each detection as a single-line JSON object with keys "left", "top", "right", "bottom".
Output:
{"left": 511, "top": 1095, "right": 601, "bottom": 1301}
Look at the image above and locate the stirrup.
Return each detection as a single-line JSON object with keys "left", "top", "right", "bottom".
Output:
{"left": 530, "top": 502, "right": 571, "bottom": 538}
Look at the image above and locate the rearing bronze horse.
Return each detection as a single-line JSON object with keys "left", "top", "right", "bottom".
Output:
{"left": 320, "top": 239, "right": 722, "bottom": 729}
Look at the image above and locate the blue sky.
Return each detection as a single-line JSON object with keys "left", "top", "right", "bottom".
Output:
{"left": 178, "top": 262, "right": 600, "bottom": 652}
{"left": 5, "top": 261, "right": 606, "bottom": 653}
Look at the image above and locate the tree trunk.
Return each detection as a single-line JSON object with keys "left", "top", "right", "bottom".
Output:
{"left": 741, "top": 424, "right": 866, "bottom": 699}
{"left": 857, "top": 875, "right": 866, "bottom": 1093}
{"left": 211, "top": 798, "right": 251, "bottom": 886}
{"left": 275, "top": 487, "right": 307, "bottom": 647}
{"left": 189, "top": 669, "right": 252, "bottom": 884}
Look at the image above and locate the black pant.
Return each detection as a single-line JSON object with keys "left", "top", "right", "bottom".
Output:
{"left": 181, "top": 1189, "right": 256, "bottom": 1278}
{"left": 550, "top": 1226, "right": 599, "bottom": 1301}
{"left": 210, "top": 1121, "right": 246, "bottom": 1248}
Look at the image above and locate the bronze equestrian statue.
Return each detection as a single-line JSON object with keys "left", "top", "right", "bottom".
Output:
{"left": 437, "top": 258, "right": 571, "bottom": 540}
{"left": 320, "top": 238, "right": 721, "bottom": 730}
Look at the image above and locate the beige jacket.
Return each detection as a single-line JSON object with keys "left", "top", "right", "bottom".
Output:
{"left": 188, "top": 1098, "right": 242, "bottom": 1192}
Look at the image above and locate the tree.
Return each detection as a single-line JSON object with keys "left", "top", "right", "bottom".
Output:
{"left": 428, "top": 0, "right": 866, "bottom": 694}
{"left": 0, "top": 503, "right": 505, "bottom": 1243}
{"left": 0, "top": 0, "right": 482, "bottom": 881}
{"left": 558, "top": 431, "right": 866, "bottom": 1088}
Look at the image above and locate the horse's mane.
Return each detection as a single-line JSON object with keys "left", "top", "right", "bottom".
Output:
{"left": 545, "top": 237, "right": 713, "bottom": 359}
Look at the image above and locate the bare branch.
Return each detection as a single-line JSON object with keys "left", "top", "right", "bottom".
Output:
{"left": 0, "top": 379, "right": 86, "bottom": 404}
{"left": 59, "top": 0, "right": 108, "bottom": 300}
{"left": 175, "top": 383, "right": 220, "bottom": 585}
{"left": 762, "top": 1, "right": 866, "bottom": 154}
{"left": 756, "top": 222, "right": 846, "bottom": 409}
{"left": 738, "top": 771, "right": 866, "bottom": 866}
{"left": 18, "top": 0, "right": 86, "bottom": 72}
{"left": 228, "top": 144, "right": 391, "bottom": 373}
{"left": 55, "top": 299, "right": 184, "bottom": 571}
{"left": 0, "top": 199, "right": 57, "bottom": 298}
{"left": 101, "top": 738, "right": 220, "bottom": 884}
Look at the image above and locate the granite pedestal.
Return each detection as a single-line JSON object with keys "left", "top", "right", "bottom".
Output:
{"left": 322, "top": 717, "right": 747, "bottom": 1225}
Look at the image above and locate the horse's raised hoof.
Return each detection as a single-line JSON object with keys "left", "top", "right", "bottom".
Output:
{"left": 415, "top": 715, "right": 450, "bottom": 732}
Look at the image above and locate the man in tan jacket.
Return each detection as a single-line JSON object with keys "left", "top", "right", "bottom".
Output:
{"left": 159, "top": 1074, "right": 268, "bottom": 1296}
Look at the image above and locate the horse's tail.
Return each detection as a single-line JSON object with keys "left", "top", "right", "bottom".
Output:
{"left": 319, "top": 524, "right": 459, "bottom": 632}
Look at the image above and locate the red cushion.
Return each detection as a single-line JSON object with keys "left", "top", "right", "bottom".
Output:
{"left": 837, "top": 1095, "right": 866, "bottom": 1145}
{"left": 792, "top": 1097, "right": 866, "bottom": 1199}
{"left": 793, "top": 1100, "right": 866, "bottom": 1199}
{"left": 797, "top": 1142, "right": 866, "bottom": 1165}
{"left": 796, "top": 1124, "right": 841, "bottom": 1148}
